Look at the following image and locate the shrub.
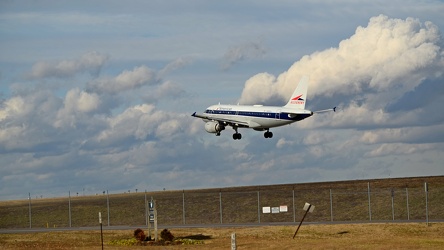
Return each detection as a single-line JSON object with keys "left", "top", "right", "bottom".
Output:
{"left": 161, "top": 229, "right": 174, "bottom": 241}
{"left": 134, "top": 228, "right": 146, "bottom": 241}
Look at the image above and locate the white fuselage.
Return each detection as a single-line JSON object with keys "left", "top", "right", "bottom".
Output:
{"left": 203, "top": 104, "right": 313, "bottom": 129}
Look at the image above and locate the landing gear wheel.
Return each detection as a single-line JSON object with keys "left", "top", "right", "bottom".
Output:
{"left": 264, "top": 131, "right": 273, "bottom": 138}
{"left": 233, "top": 133, "right": 242, "bottom": 140}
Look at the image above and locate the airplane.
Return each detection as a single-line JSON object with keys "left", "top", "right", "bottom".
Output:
{"left": 191, "top": 76, "right": 335, "bottom": 140}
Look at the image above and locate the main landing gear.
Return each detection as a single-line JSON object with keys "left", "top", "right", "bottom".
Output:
{"left": 232, "top": 127, "right": 242, "bottom": 140}
{"left": 232, "top": 129, "right": 273, "bottom": 140}
{"left": 264, "top": 130, "right": 273, "bottom": 138}
{"left": 233, "top": 133, "right": 242, "bottom": 140}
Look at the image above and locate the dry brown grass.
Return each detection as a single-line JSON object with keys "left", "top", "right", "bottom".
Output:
{"left": 1, "top": 223, "right": 443, "bottom": 249}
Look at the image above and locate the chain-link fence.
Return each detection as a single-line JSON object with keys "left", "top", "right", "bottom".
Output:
{"left": 1, "top": 182, "right": 443, "bottom": 229}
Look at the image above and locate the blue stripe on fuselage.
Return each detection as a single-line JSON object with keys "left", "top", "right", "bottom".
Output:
{"left": 204, "top": 109, "right": 311, "bottom": 121}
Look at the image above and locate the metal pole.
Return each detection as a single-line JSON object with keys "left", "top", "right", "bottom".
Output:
{"left": 145, "top": 192, "right": 148, "bottom": 226}
{"left": 368, "top": 182, "right": 372, "bottom": 221}
{"left": 100, "top": 222, "right": 103, "bottom": 250}
{"left": 99, "top": 212, "right": 103, "bottom": 250}
{"left": 330, "top": 189, "right": 333, "bottom": 222}
{"left": 292, "top": 189, "right": 296, "bottom": 223}
{"left": 68, "top": 191, "right": 72, "bottom": 227}
{"left": 219, "top": 191, "right": 223, "bottom": 224}
{"left": 148, "top": 197, "right": 152, "bottom": 237}
{"left": 107, "top": 190, "right": 110, "bottom": 226}
{"left": 293, "top": 205, "right": 311, "bottom": 239}
{"left": 425, "top": 182, "right": 429, "bottom": 226}
{"left": 391, "top": 189, "right": 395, "bottom": 221}
{"left": 406, "top": 187, "right": 410, "bottom": 220}
{"left": 182, "top": 190, "right": 186, "bottom": 225}
{"left": 154, "top": 200, "right": 158, "bottom": 241}
{"left": 257, "top": 191, "right": 260, "bottom": 223}
{"left": 28, "top": 193, "right": 32, "bottom": 229}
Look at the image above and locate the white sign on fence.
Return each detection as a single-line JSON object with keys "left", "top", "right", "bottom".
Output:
{"left": 263, "top": 205, "right": 288, "bottom": 214}
{"left": 271, "top": 207, "right": 280, "bottom": 213}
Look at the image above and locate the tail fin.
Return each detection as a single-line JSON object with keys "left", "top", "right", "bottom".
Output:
{"left": 284, "top": 76, "right": 309, "bottom": 109}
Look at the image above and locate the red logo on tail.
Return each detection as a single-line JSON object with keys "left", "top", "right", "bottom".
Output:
{"left": 291, "top": 95, "right": 303, "bottom": 101}
{"left": 290, "top": 94, "right": 305, "bottom": 104}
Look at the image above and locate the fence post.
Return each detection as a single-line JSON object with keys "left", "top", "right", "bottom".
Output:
{"left": 154, "top": 200, "right": 158, "bottom": 241}
{"left": 28, "top": 193, "right": 32, "bottom": 229}
{"left": 182, "top": 190, "right": 186, "bottom": 225}
{"left": 219, "top": 191, "right": 223, "bottom": 224}
{"left": 425, "top": 182, "right": 429, "bottom": 226}
{"left": 68, "top": 191, "right": 72, "bottom": 227}
{"left": 148, "top": 197, "right": 152, "bottom": 236}
{"left": 292, "top": 189, "right": 296, "bottom": 223}
{"left": 99, "top": 212, "right": 103, "bottom": 250}
{"left": 257, "top": 191, "right": 260, "bottom": 223}
{"left": 367, "top": 182, "right": 372, "bottom": 221}
{"left": 145, "top": 192, "right": 148, "bottom": 226}
{"left": 406, "top": 187, "right": 410, "bottom": 220}
{"left": 107, "top": 190, "right": 110, "bottom": 226}
{"left": 330, "top": 189, "right": 333, "bottom": 222}
{"left": 391, "top": 189, "right": 395, "bottom": 221}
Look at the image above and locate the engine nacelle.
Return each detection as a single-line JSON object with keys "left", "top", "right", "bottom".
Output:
{"left": 204, "top": 121, "right": 225, "bottom": 134}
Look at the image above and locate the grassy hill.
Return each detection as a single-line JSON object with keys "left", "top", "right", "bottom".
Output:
{"left": 1, "top": 176, "right": 443, "bottom": 229}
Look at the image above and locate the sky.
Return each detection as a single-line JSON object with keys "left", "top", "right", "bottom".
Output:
{"left": 1, "top": 0, "right": 443, "bottom": 200}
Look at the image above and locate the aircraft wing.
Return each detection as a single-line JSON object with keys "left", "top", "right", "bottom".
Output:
{"left": 191, "top": 112, "right": 210, "bottom": 120}
{"left": 191, "top": 112, "right": 250, "bottom": 128}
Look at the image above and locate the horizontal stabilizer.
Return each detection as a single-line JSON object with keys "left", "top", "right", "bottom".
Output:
{"left": 313, "top": 107, "right": 336, "bottom": 113}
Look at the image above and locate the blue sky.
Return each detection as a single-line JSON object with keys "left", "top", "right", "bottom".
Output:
{"left": 1, "top": 1, "right": 444, "bottom": 200}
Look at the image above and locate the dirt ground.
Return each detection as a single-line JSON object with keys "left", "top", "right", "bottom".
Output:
{"left": 1, "top": 223, "right": 443, "bottom": 249}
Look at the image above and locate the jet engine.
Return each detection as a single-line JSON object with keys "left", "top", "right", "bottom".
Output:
{"left": 204, "top": 121, "right": 225, "bottom": 134}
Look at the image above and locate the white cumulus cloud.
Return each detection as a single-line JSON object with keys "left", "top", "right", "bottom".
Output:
{"left": 239, "top": 15, "right": 441, "bottom": 101}
{"left": 54, "top": 88, "right": 101, "bottom": 128}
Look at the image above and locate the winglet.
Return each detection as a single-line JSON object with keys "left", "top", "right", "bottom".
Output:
{"left": 191, "top": 112, "right": 196, "bottom": 117}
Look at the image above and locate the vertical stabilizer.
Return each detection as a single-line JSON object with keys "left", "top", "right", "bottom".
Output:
{"left": 284, "top": 76, "right": 309, "bottom": 109}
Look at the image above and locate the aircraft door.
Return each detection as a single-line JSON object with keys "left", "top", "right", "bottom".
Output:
{"left": 275, "top": 110, "right": 281, "bottom": 119}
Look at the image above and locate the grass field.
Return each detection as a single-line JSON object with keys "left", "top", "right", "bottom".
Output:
{"left": 1, "top": 223, "right": 443, "bottom": 249}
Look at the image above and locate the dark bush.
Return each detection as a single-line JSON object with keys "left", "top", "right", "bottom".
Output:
{"left": 134, "top": 228, "right": 146, "bottom": 241}
{"left": 160, "top": 228, "right": 174, "bottom": 241}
